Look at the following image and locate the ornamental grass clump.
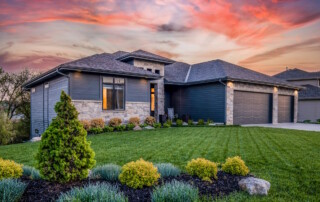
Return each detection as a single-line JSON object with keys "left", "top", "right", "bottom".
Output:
{"left": 186, "top": 158, "right": 218, "bottom": 182}
{"left": 0, "top": 179, "right": 27, "bottom": 202}
{"left": 145, "top": 116, "right": 156, "bottom": 126}
{"left": 222, "top": 156, "right": 249, "bottom": 176}
{"left": 119, "top": 159, "right": 160, "bottom": 189}
{"left": 80, "top": 120, "right": 91, "bottom": 131}
{"left": 36, "top": 91, "right": 96, "bottom": 183}
{"left": 151, "top": 180, "right": 199, "bottom": 202}
{"left": 57, "top": 182, "right": 127, "bottom": 202}
{"left": 109, "top": 118, "right": 122, "bottom": 127}
{"left": 0, "top": 158, "right": 23, "bottom": 179}
{"left": 90, "top": 164, "right": 121, "bottom": 181}
{"left": 22, "top": 165, "right": 41, "bottom": 180}
{"left": 90, "top": 118, "right": 105, "bottom": 129}
{"left": 155, "top": 163, "right": 181, "bottom": 178}
{"left": 128, "top": 117, "right": 140, "bottom": 126}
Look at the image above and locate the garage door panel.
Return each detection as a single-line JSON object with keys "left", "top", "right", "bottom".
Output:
{"left": 278, "top": 95, "right": 293, "bottom": 123}
{"left": 234, "top": 91, "right": 272, "bottom": 125}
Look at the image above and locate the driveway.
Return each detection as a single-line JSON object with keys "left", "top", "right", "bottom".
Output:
{"left": 242, "top": 123, "right": 320, "bottom": 132}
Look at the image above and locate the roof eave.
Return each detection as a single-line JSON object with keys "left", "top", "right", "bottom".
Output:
{"left": 117, "top": 55, "right": 174, "bottom": 65}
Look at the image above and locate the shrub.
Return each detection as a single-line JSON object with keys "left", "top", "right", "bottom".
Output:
{"left": 140, "top": 123, "right": 148, "bottom": 128}
{"left": 188, "top": 119, "right": 194, "bottom": 126}
{"left": 115, "top": 125, "right": 126, "bottom": 131}
{"left": 119, "top": 159, "right": 160, "bottom": 189}
{"left": 126, "top": 123, "right": 135, "bottom": 131}
{"left": 36, "top": 91, "right": 96, "bottom": 183}
{"left": 145, "top": 116, "right": 156, "bottom": 126}
{"left": 91, "top": 118, "right": 105, "bottom": 129}
{"left": 57, "top": 182, "right": 127, "bottom": 202}
{"left": 222, "top": 156, "right": 249, "bottom": 176}
{"left": 109, "top": 118, "right": 122, "bottom": 127}
{"left": 80, "top": 120, "right": 91, "bottom": 131}
{"left": 206, "top": 119, "right": 213, "bottom": 125}
{"left": 163, "top": 123, "right": 170, "bottom": 128}
{"left": 153, "top": 123, "right": 162, "bottom": 128}
{"left": 0, "top": 179, "right": 27, "bottom": 202}
{"left": 176, "top": 119, "right": 183, "bottom": 127}
{"left": 22, "top": 165, "right": 41, "bottom": 180}
{"left": 303, "top": 120, "right": 311, "bottom": 123}
{"left": 0, "top": 111, "right": 16, "bottom": 145}
{"left": 317, "top": 119, "right": 320, "bottom": 123}
{"left": 186, "top": 158, "right": 218, "bottom": 182}
{"left": 0, "top": 158, "right": 23, "bottom": 179}
{"left": 128, "top": 117, "right": 140, "bottom": 126}
{"left": 155, "top": 163, "right": 181, "bottom": 178}
{"left": 197, "top": 119, "right": 205, "bottom": 125}
{"left": 90, "top": 164, "right": 121, "bottom": 181}
{"left": 166, "top": 119, "right": 172, "bottom": 126}
{"left": 151, "top": 180, "right": 199, "bottom": 202}
{"left": 89, "top": 127, "right": 103, "bottom": 134}
{"left": 103, "top": 126, "right": 114, "bottom": 133}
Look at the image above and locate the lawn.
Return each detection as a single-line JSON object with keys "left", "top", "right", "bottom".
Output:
{"left": 0, "top": 127, "right": 319, "bottom": 201}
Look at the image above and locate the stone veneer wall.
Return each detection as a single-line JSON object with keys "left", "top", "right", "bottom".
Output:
{"left": 226, "top": 82, "right": 298, "bottom": 125}
{"left": 73, "top": 100, "right": 150, "bottom": 124}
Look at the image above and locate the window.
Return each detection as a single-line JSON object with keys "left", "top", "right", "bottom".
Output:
{"left": 147, "top": 68, "right": 152, "bottom": 72}
{"left": 102, "top": 77, "right": 125, "bottom": 110}
{"left": 155, "top": 69, "right": 160, "bottom": 74}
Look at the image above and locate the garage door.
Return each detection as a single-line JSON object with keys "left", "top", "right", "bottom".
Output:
{"left": 278, "top": 95, "right": 293, "bottom": 123}
{"left": 234, "top": 91, "right": 272, "bottom": 125}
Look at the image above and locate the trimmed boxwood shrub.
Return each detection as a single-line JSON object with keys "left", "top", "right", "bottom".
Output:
{"left": 206, "top": 119, "right": 213, "bottom": 125}
{"left": 155, "top": 163, "right": 181, "bottom": 178}
{"left": 103, "top": 126, "right": 114, "bottom": 133}
{"left": 126, "top": 123, "right": 135, "bottom": 131}
{"left": 0, "top": 158, "right": 23, "bottom": 179}
{"left": 89, "top": 127, "right": 103, "bottom": 134}
{"left": 151, "top": 180, "right": 199, "bottom": 202}
{"left": 186, "top": 158, "right": 218, "bottom": 182}
{"left": 90, "top": 164, "right": 121, "bottom": 181}
{"left": 0, "top": 179, "right": 27, "bottom": 202}
{"left": 22, "top": 165, "right": 41, "bottom": 180}
{"left": 197, "top": 119, "right": 205, "bottom": 125}
{"left": 109, "top": 118, "right": 122, "bottom": 127}
{"left": 163, "top": 123, "right": 170, "bottom": 128}
{"left": 145, "top": 116, "right": 156, "bottom": 126}
{"left": 188, "top": 119, "right": 194, "bottom": 126}
{"left": 153, "top": 123, "right": 162, "bottom": 128}
{"left": 119, "top": 159, "right": 160, "bottom": 189}
{"left": 57, "top": 182, "right": 127, "bottom": 202}
{"left": 114, "top": 125, "right": 126, "bottom": 131}
{"left": 36, "top": 91, "right": 96, "bottom": 183}
{"left": 90, "top": 118, "right": 105, "bottom": 129}
{"left": 222, "top": 156, "right": 249, "bottom": 176}
{"left": 166, "top": 120, "right": 172, "bottom": 126}
{"left": 176, "top": 119, "right": 183, "bottom": 127}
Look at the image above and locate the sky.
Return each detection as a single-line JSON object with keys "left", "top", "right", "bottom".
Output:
{"left": 0, "top": 0, "right": 320, "bottom": 75}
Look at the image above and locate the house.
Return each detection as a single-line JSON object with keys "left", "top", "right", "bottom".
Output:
{"left": 274, "top": 68, "right": 320, "bottom": 122}
{"left": 23, "top": 50, "right": 299, "bottom": 138}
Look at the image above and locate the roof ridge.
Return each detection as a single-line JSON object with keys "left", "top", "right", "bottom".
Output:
{"left": 185, "top": 65, "right": 192, "bottom": 82}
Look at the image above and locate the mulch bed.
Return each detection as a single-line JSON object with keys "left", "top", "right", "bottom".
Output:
{"left": 20, "top": 171, "right": 246, "bottom": 202}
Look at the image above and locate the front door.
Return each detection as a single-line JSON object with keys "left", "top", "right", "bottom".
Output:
{"left": 150, "top": 84, "right": 157, "bottom": 117}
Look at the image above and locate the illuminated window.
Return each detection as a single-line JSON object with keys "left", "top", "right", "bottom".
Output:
{"left": 150, "top": 85, "right": 155, "bottom": 113}
{"left": 103, "top": 77, "right": 124, "bottom": 110}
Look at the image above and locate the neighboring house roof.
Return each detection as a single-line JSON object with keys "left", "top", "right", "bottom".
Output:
{"left": 165, "top": 59, "right": 298, "bottom": 89}
{"left": 299, "top": 84, "right": 320, "bottom": 100}
{"left": 23, "top": 52, "right": 161, "bottom": 89}
{"left": 116, "top": 49, "right": 175, "bottom": 64}
{"left": 274, "top": 68, "right": 320, "bottom": 80}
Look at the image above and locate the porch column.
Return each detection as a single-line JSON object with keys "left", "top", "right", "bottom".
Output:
{"left": 294, "top": 90, "right": 298, "bottom": 123}
{"left": 272, "top": 87, "right": 278, "bottom": 124}
{"left": 226, "top": 81, "right": 234, "bottom": 125}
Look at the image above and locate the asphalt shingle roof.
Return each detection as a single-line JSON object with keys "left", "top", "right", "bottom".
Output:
{"left": 274, "top": 68, "right": 320, "bottom": 80}
{"left": 117, "top": 49, "right": 175, "bottom": 64}
{"left": 164, "top": 62, "right": 190, "bottom": 83}
{"left": 299, "top": 84, "right": 320, "bottom": 100}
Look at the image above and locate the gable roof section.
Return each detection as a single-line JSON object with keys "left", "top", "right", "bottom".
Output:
{"left": 164, "top": 62, "right": 190, "bottom": 83}
{"left": 274, "top": 68, "right": 320, "bottom": 80}
{"left": 116, "top": 49, "right": 175, "bottom": 64}
{"left": 23, "top": 52, "right": 161, "bottom": 88}
{"left": 299, "top": 84, "right": 320, "bottom": 100}
{"left": 165, "top": 59, "right": 298, "bottom": 89}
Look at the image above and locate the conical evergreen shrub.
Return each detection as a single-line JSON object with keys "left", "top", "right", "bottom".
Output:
{"left": 36, "top": 91, "right": 95, "bottom": 183}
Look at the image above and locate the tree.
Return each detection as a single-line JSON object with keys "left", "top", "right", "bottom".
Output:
{"left": 36, "top": 91, "right": 96, "bottom": 183}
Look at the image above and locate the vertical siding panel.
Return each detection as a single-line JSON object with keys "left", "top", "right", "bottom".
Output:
{"left": 126, "top": 78, "right": 150, "bottom": 102}
{"left": 31, "top": 84, "right": 44, "bottom": 138}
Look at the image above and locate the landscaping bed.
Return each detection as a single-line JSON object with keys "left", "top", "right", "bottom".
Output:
{"left": 20, "top": 171, "right": 245, "bottom": 202}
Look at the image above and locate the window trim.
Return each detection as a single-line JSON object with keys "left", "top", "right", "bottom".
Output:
{"left": 102, "top": 77, "right": 125, "bottom": 111}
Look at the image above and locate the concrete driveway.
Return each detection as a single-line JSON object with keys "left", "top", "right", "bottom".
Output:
{"left": 242, "top": 123, "right": 320, "bottom": 132}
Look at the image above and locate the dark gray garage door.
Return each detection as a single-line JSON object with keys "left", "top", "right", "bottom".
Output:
{"left": 234, "top": 91, "right": 272, "bottom": 125}
{"left": 278, "top": 95, "right": 293, "bottom": 123}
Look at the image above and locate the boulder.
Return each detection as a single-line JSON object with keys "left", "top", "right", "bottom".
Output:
{"left": 30, "top": 136, "right": 41, "bottom": 142}
{"left": 238, "top": 177, "right": 270, "bottom": 196}
{"left": 133, "top": 125, "right": 142, "bottom": 131}
{"left": 144, "top": 125, "right": 154, "bottom": 130}
{"left": 182, "top": 122, "right": 188, "bottom": 126}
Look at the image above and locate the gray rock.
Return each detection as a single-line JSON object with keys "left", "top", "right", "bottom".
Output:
{"left": 239, "top": 177, "right": 270, "bottom": 196}
{"left": 30, "top": 136, "right": 41, "bottom": 142}
{"left": 182, "top": 122, "right": 188, "bottom": 126}
{"left": 144, "top": 125, "right": 154, "bottom": 130}
{"left": 133, "top": 125, "right": 142, "bottom": 131}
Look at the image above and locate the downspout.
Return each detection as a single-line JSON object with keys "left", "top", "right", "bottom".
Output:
{"left": 56, "top": 67, "right": 70, "bottom": 95}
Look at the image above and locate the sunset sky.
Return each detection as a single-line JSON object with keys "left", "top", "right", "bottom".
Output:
{"left": 0, "top": 0, "right": 320, "bottom": 75}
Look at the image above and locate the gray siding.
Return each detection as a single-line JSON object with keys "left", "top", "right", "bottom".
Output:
{"left": 30, "top": 76, "right": 68, "bottom": 138}
{"left": 126, "top": 78, "right": 150, "bottom": 102}
{"left": 70, "top": 72, "right": 100, "bottom": 100}
{"left": 298, "top": 100, "right": 320, "bottom": 122}
{"left": 166, "top": 83, "right": 225, "bottom": 122}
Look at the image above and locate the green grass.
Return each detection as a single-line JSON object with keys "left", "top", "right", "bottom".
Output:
{"left": 0, "top": 127, "right": 319, "bottom": 201}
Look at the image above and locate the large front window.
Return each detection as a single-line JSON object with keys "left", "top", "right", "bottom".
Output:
{"left": 103, "top": 77, "right": 124, "bottom": 110}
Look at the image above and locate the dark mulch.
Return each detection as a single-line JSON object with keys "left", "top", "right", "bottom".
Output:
{"left": 20, "top": 171, "right": 246, "bottom": 202}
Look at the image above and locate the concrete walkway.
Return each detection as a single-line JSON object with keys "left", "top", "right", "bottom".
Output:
{"left": 242, "top": 123, "right": 320, "bottom": 132}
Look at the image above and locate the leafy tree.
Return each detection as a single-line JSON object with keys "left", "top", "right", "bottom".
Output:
{"left": 36, "top": 91, "right": 96, "bottom": 183}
